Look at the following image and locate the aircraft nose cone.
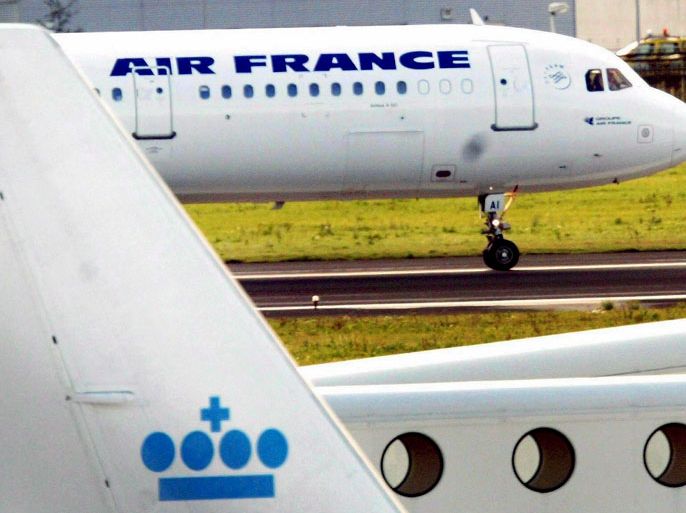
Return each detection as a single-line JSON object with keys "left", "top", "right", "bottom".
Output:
{"left": 673, "top": 108, "right": 686, "bottom": 166}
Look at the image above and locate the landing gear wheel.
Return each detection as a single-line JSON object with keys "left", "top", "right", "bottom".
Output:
{"left": 478, "top": 188, "right": 520, "bottom": 270}
{"left": 483, "top": 238, "right": 519, "bottom": 271}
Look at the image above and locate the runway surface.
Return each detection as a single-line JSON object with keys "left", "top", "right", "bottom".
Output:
{"left": 228, "top": 251, "right": 686, "bottom": 316}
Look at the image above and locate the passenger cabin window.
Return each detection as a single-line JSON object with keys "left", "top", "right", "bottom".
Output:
{"left": 375, "top": 81, "right": 386, "bottom": 95}
{"left": 112, "top": 87, "right": 123, "bottom": 101}
{"left": 266, "top": 84, "right": 276, "bottom": 98}
{"left": 331, "top": 82, "right": 342, "bottom": 96}
{"left": 585, "top": 69, "right": 604, "bottom": 92}
{"left": 353, "top": 82, "right": 363, "bottom": 95}
{"left": 607, "top": 68, "right": 632, "bottom": 90}
{"left": 222, "top": 85, "right": 232, "bottom": 99}
{"left": 397, "top": 81, "right": 407, "bottom": 94}
{"left": 659, "top": 42, "right": 678, "bottom": 54}
{"left": 633, "top": 42, "right": 655, "bottom": 55}
{"left": 244, "top": 85, "right": 254, "bottom": 98}
{"left": 309, "top": 83, "right": 320, "bottom": 97}
{"left": 287, "top": 83, "right": 298, "bottom": 97}
{"left": 199, "top": 85, "right": 210, "bottom": 99}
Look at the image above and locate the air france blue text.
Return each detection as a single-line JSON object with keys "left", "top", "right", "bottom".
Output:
{"left": 110, "top": 51, "right": 471, "bottom": 76}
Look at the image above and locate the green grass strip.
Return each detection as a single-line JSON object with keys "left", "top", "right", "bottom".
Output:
{"left": 187, "top": 165, "right": 686, "bottom": 263}
{"left": 268, "top": 303, "right": 686, "bottom": 365}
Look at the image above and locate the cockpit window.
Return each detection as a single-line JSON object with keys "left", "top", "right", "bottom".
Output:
{"left": 585, "top": 69, "right": 604, "bottom": 92}
{"left": 607, "top": 68, "right": 632, "bottom": 90}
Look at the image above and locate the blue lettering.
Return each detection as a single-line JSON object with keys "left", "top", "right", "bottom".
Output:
{"left": 399, "top": 51, "right": 435, "bottom": 70}
{"left": 358, "top": 52, "right": 397, "bottom": 71}
{"left": 155, "top": 57, "right": 172, "bottom": 75}
{"left": 437, "top": 50, "right": 470, "bottom": 69}
{"left": 110, "top": 58, "right": 154, "bottom": 77}
{"left": 313, "top": 53, "right": 357, "bottom": 72}
{"left": 235, "top": 55, "right": 267, "bottom": 73}
{"left": 111, "top": 50, "right": 470, "bottom": 77}
{"left": 177, "top": 57, "right": 215, "bottom": 75}
{"left": 271, "top": 54, "right": 310, "bottom": 73}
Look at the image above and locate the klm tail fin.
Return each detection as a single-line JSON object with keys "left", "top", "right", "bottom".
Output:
{"left": 0, "top": 25, "right": 405, "bottom": 513}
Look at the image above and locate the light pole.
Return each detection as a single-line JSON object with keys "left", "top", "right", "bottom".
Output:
{"left": 548, "top": 2, "right": 569, "bottom": 33}
{"left": 635, "top": 0, "right": 641, "bottom": 43}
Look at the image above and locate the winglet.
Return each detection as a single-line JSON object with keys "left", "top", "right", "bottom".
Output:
{"left": 0, "top": 25, "right": 406, "bottom": 513}
{"left": 470, "top": 8, "right": 485, "bottom": 25}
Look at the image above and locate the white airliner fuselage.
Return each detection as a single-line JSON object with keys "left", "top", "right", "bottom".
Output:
{"left": 55, "top": 25, "right": 686, "bottom": 270}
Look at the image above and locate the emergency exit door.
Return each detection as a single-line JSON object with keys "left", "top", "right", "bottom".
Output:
{"left": 488, "top": 45, "right": 537, "bottom": 131}
{"left": 132, "top": 69, "right": 175, "bottom": 139}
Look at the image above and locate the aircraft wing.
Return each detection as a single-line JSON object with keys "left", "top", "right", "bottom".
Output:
{"left": 303, "top": 318, "right": 686, "bottom": 386}
{"left": 0, "top": 25, "right": 406, "bottom": 513}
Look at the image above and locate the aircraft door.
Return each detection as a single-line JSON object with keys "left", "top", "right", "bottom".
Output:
{"left": 488, "top": 45, "right": 537, "bottom": 131}
{"left": 132, "top": 68, "right": 175, "bottom": 139}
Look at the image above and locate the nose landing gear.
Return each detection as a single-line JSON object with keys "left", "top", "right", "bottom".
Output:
{"left": 479, "top": 189, "right": 520, "bottom": 271}
{"left": 483, "top": 237, "right": 519, "bottom": 271}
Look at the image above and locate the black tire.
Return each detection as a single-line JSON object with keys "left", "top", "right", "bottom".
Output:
{"left": 484, "top": 239, "right": 519, "bottom": 271}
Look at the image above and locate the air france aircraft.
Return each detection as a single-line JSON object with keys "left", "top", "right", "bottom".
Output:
{"left": 7, "top": 24, "right": 686, "bottom": 513}
{"left": 53, "top": 23, "right": 686, "bottom": 270}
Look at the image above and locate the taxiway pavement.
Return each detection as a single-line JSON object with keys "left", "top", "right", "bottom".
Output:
{"left": 229, "top": 251, "right": 686, "bottom": 316}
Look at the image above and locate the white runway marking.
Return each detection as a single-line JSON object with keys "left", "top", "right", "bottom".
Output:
{"left": 237, "top": 261, "right": 686, "bottom": 280}
{"left": 258, "top": 294, "right": 686, "bottom": 312}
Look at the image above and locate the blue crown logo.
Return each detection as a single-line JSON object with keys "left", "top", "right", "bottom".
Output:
{"left": 140, "top": 396, "right": 288, "bottom": 501}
